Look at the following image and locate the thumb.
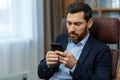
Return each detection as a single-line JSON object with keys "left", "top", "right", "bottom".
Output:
{"left": 64, "top": 51, "right": 72, "bottom": 54}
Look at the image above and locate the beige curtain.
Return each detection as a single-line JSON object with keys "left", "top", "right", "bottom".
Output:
{"left": 43, "top": 0, "right": 63, "bottom": 54}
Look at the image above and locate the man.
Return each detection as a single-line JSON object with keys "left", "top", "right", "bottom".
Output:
{"left": 38, "top": 2, "right": 111, "bottom": 80}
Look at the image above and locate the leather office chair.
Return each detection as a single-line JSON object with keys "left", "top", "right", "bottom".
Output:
{"left": 61, "top": 17, "right": 120, "bottom": 80}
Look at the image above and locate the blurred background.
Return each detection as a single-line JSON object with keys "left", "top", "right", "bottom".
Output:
{"left": 0, "top": 0, "right": 119, "bottom": 80}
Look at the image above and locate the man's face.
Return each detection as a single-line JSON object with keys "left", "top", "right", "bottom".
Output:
{"left": 66, "top": 12, "right": 92, "bottom": 43}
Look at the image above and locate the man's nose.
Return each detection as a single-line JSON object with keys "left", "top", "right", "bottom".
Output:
{"left": 70, "top": 25, "right": 75, "bottom": 31}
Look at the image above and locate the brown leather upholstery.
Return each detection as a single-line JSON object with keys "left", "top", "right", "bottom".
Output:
{"left": 90, "top": 17, "right": 120, "bottom": 44}
{"left": 61, "top": 18, "right": 67, "bottom": 34}
{"left": 61, "top": 17, "right": 120, "bottom": 80}
{"left": 110, "top": 49, "right": 119, "bottom": 79}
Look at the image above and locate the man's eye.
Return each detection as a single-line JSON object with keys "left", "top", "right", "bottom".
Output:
{"left": 74, "top": 23, "right": 81, "bottom": 26}
{"left": 67, "top": 22, "right": 72, "bottom": 25}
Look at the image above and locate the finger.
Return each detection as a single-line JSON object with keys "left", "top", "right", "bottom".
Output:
{"left": 59, "top": 56, "right": 68, "bottom": 61}
{"left": 64, "top": 51, "right": 72, "bottom": 55}
{"left": 64, "top": 51, "right": 69, "bottom": 53}
{"left": 46, "top": 57, "right": 58, "bottom": 61}
{"left": 59, "top": 56, "right": 68, "bottom": 63}
{"left": 46, "top": 54, "right": 59, "bottom": 58}
{"left": 47, "top": 61, "right": 58, "bottom": 65}
{"left": 46, "top": 51, "right": 58, "bottom": 58}
{"left": 46, "top": 57, "right": 58, "bottom": 65}
{"left": 47, "top": 51, "right": 56, "bottom": 55}
{"left": 56, "top": 51, "right": 66, "bottom": 57}
{"left": 59, "top": 59, "right": 67, "bottom": 64}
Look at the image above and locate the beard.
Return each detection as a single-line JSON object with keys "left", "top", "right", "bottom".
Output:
{"left": 68, "top": 32, "right": 81, "bottom": 43}
{"left": 68, "top": 29, "right": 88, "bottom": 44}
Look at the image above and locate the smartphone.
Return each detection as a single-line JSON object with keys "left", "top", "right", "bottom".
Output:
{"left": 51, "top": 43, "right": 64, "bottom": 52}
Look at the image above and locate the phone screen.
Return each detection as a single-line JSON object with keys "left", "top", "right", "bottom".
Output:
{"left": 51, "top": 43, "right": 64, "bottom": 52}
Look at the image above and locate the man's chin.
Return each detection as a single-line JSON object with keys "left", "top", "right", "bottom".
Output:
{"left": 70, "top": 37, "right": 76, "bottom": 41}
{"left": 69, "top": 35, "right": 80, "bottom": 43}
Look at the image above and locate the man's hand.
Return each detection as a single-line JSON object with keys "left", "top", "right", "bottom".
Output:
{"left": 46, "top": 51, "right": 59, "bottom": 67}
{"left": 56, "top": 51, "right": 77, "bottom": 69}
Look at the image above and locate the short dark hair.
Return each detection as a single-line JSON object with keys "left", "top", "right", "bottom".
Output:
{"left": 66, "top": 2, "right": 92, "bottom": 22}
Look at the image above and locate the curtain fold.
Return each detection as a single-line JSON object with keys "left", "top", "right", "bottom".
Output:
{"left": 0, "top": 0, "right": 42, "bottom": 80}
{"left": 44, "top": 0, "right": 63, "bottom": 53}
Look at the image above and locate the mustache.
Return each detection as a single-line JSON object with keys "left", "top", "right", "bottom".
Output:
{"left": 69, "top": 31, "right": 77, "bottom": 35}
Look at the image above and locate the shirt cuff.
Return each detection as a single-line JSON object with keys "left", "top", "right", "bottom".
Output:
{"left": 70, "top": 64, "right": 76, "bottom": 72}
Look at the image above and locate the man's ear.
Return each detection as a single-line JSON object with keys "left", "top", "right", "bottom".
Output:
{"left": 87, "top": 18, "right": 93, "bottom": 29}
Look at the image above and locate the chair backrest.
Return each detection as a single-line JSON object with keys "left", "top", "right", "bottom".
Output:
{"left": 61, "top": 17, "right": 120, "bottom": 80}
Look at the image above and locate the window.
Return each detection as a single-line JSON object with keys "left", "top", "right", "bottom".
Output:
{"left": 0, "top": 0, "right": 11, "bottom": 38}
{"left": 0, "top": 0, "right": 33, "bottom": 41}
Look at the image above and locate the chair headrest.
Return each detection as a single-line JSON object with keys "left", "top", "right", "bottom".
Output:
{"left": 61, "top": 17, "right": 120, "bottom": 44}
{"left": 61, "top": 18, "right": 67, "bottom": 34}
{"left": 90, "top": 17, "right": 120, "bottom": 43}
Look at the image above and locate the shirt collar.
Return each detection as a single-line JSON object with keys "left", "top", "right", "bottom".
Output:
{"left": 68, "top": 33, "right": 90, "bottom": 47}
